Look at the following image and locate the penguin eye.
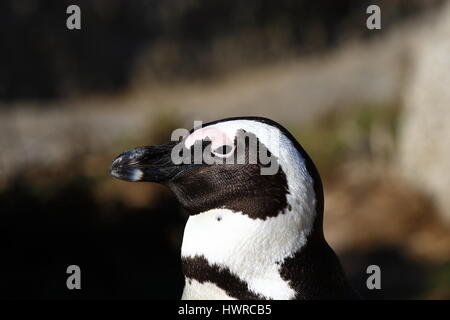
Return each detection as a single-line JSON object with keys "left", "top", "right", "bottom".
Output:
{"left": 212, "top": 145, "right": 235, "bottom": 157}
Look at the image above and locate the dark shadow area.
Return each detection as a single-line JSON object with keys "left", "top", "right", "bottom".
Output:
{"left": 0, "top": 174, "right": 187, "bottom": 299}
{"left": 340, "top": 247, "right": 428, "bottom": 299}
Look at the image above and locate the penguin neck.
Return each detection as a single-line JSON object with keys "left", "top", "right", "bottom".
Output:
{"left": 278, "top": 213, "right": 358, "bottom": 300}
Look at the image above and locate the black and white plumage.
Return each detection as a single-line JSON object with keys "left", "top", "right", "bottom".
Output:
{"left": 110, "top": 117, "right": 358, "bottom": 300}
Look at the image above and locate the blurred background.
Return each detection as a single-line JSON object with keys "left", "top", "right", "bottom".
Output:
{"left": 1, "top": 0, "right": 449, "bottom": 299}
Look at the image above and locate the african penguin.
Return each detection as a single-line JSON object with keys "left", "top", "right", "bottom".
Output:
{"left": 110, "top": 116, "right": 358, "bottom": 300}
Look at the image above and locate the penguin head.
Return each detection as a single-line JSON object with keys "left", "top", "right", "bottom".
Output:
{"left": 110, "top": 117, "right": 323, "bottom": 223}
{"left": 111, "top": 117, "right": 324, "bottom": 298}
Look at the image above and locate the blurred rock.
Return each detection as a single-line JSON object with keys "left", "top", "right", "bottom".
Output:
{"left": 325, "top": 161, "right": 450, "bottom": 264}
{"left": 398, "top": 2, "right": 450, "bottom": 222}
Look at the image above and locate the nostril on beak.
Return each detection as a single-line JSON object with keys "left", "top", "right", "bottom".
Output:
{"left": 111, "top": 154, "right": 126, "bottom": 171}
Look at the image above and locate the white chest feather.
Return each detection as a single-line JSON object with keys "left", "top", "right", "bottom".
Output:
{"left": 182, "top": 278, "right": 235, "bottom": 300}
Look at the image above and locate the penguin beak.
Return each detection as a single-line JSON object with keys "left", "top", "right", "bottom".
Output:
{"left": 110, "top": 142, "right": 185, "bottom": 183}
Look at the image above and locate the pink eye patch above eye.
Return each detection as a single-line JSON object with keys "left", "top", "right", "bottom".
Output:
{"left": 184, "top": 127, "right": 234, "bottom": 150}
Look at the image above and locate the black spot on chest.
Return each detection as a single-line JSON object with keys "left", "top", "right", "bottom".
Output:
{"left": 182, "top": 255, "right": 264, "bottom": 300}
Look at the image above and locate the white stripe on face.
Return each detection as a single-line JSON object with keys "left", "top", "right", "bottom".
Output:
{"left": 185, "top": 127, "right": 234, "bottom": 150}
